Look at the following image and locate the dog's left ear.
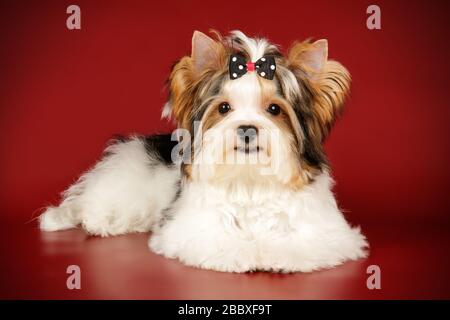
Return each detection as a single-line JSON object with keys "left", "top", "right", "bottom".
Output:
{"left": 163, "top": 31, "right": 226, "bottom": 127}
{"left": 191, "top": 31, "right": 225, "bottom": 74}
{"left": 287, "top": 39, "right": 350, "bottom": 141}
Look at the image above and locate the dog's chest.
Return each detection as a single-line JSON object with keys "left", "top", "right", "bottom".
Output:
{"left": 224, "top": 202, "right": 295, "bottom": 235}
{"left": 208, "top": 187, "right": 300, "bottom": 236}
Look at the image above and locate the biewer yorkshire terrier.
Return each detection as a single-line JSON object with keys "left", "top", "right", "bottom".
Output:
{"left": 40, "top": 30, "right": 368, "bottom": 273}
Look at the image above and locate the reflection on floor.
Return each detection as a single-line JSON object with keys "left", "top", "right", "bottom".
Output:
{"left": 1, "top": 219, "right": 449, "bottom": 299}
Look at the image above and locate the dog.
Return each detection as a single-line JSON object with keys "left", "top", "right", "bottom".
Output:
{"left": 39, "top": 30, "right": 368, "bottom": 273}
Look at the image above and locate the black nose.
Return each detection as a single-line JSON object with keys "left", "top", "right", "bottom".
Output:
{"left": 237, "top": 125, "right": 258, "bottom": 143}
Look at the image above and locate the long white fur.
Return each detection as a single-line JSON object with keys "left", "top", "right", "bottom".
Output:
{"left": 40, "top": 137, "right": 180, "bottom": 237}
{"left": 150, "top": 172, "right": 367, "bottom": 272}
{"left": 39, "top": 31, "right": 368, "bottom": 273}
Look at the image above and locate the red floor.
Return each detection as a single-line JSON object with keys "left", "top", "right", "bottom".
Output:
{"left": 1, "top": 218, "right": 449, "bottom": 299}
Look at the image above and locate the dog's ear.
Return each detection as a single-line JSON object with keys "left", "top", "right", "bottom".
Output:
{"left": 287, "top": 39, "right": 350, "bottom": 141}
{"left": 292, "top": 39, "right": 328, "bottom": 78}
{"left": 191, "top": 31, "right": 225, "bottom": 74}
{"left": 163, "top": 31, "right": 225, "bottom": 127}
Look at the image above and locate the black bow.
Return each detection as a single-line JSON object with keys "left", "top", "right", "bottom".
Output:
{"left": 229, "top": 54, "right": 276, "bottom": 80}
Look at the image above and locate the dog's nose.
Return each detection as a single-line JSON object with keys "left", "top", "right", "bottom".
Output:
{"left": 237, "top": 125, "right": 258, "bottom": 143}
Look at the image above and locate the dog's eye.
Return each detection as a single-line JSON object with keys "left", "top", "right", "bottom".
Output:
{"left": 218, "top": 102, "right": 231, "bottom": 114}
{"left": 267, "top": 104, "right": 281, "bottom": 116}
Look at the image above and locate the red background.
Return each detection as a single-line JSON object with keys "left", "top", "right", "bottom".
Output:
{"left": 1, "top": 0, "right": 449, "bottom": 299}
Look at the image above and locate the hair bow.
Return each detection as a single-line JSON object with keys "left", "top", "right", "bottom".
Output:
{"left": 229, "top": 54, "right": 276, "bottom": 80}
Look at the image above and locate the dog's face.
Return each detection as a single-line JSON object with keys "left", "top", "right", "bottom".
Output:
{"left": 164, "top": 31, "right": 350, "bottom": 189}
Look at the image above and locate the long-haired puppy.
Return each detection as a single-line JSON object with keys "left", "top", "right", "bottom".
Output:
{"left": 40, "top": 30, "right": 368, "bottom": 272}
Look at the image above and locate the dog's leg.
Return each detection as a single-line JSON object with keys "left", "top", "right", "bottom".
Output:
{"left": 257, "top": 224, "right": 368, "bottom": 273}
{"left": 148, "top": 184, "right": 260, "bottom": 273}
{"left": 149, "top": 211, "right": 259, "bottom": 273}
{"left": 39, "top": 136, "right": 180, "bottom": 236}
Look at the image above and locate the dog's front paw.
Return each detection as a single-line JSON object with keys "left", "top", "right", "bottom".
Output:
{"left": 149, "top": 234, "right": 257, "bottom": 273}
{"left": 191, "top": 255, "right": 256, "bottom": 273}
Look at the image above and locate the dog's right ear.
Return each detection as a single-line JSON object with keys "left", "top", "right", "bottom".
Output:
{"left": 286, "top": 39, "right": 350, "bottom": 142}
{"left": 163, "top": 31, "right": 226, "bottom": 127}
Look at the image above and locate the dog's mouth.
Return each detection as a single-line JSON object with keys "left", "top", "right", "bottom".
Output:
{"left": 234, "top": 146, "right": 261, "bottom": 154}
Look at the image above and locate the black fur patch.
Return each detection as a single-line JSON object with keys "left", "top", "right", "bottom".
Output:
{"left": 143, "top": 134, "right": 178, "bottom": 165}
{"left": 158, "top": 179, "right": 182, "bottom": 228}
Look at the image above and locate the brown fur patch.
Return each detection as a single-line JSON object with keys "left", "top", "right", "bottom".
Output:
{"left": 200, "top": 100, "right": 228, "bottom": 132}
{"left": 168, "top": 32, "right": 229, "bottom": 131}
{"left": 287, "top": 40, "right": 351, "bottom": 142}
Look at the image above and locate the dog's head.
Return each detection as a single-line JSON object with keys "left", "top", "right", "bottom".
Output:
{"left": 164, "top": 30, "right": 350, "bottom": 188}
